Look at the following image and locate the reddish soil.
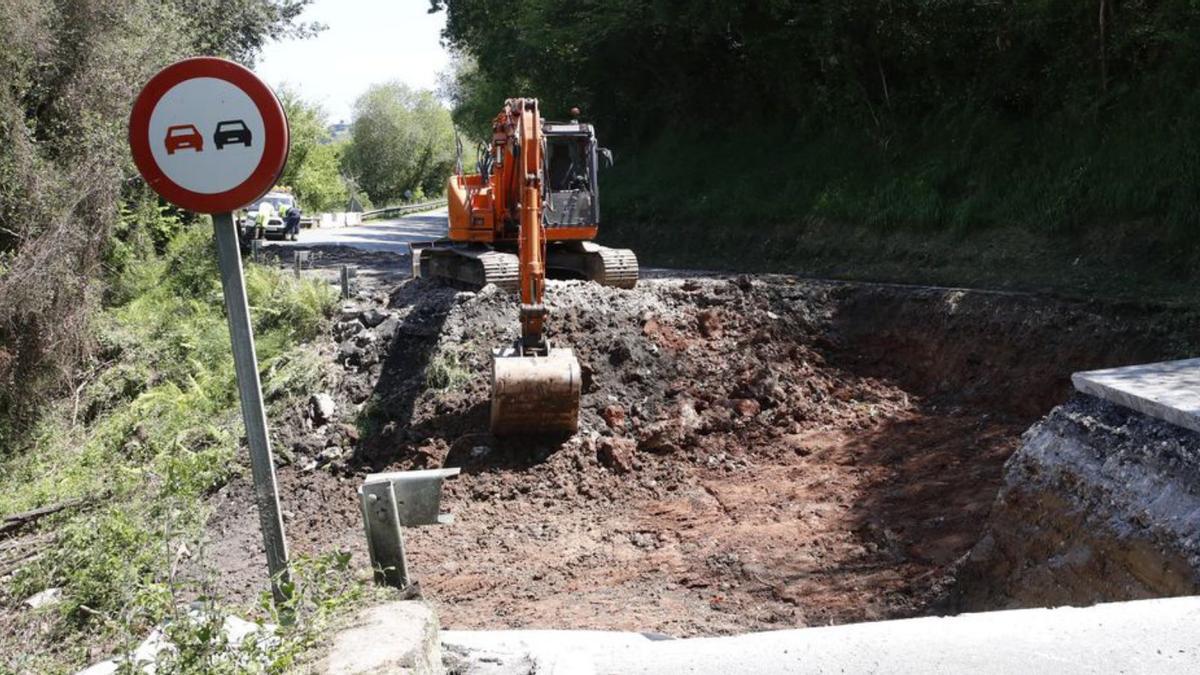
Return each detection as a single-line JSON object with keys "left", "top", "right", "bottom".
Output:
{"left": 207, "top": 250, "right": 1192, "bottom": 634}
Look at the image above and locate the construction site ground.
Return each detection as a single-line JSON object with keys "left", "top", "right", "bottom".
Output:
{"left": 205, "top": 221, "right": 1198, "bottom": 636}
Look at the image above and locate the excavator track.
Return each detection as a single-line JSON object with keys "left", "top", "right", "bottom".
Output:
{"left": 414, "top": 245, "right": 520, "bottom": 292}
{"left": 546, "top": 242, "right": 639, "bottom": 289}
{"left": 588, "top": 245, "right": 639, "bottom": 289}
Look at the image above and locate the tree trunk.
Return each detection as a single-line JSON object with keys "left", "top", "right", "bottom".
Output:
{"left": 1099, "top": 0, "right": 1109, "bottom": 94}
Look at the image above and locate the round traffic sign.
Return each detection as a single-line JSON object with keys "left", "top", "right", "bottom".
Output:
{"left": 129, "top": 57, "right": 289, "bottom": 213}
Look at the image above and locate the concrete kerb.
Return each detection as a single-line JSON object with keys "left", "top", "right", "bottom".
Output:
{"left": 1073, "top": 357, "right": 1200, "bottom": 433}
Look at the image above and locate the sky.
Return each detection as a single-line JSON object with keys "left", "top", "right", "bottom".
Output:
{"left": 256, "top": 0, "right": 451, "bottom": 124}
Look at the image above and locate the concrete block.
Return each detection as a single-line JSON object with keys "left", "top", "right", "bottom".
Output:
{"left": 322, "top": 601, "right": 442, "bottom": 674}
{"left": 1073, "top": 357, "right": 1200, "bottom": 433}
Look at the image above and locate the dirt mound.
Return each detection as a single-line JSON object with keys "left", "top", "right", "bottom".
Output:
{"left": 206, "top": 262, "right": 1198, "bottom": 634}
{"left": 253, "top": 276, "right": 1022, "bottom": 633}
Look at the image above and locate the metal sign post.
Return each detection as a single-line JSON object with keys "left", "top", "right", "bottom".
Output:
{"left": 129, "top": 57, "right": 293, "bottom": 605}
{"left": 213, "top": 211, "right": 291, "bottom": 603}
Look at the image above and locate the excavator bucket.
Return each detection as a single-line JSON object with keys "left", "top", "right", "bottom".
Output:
{"left": 490, "top": 346, "right": 581, "bottom": 435}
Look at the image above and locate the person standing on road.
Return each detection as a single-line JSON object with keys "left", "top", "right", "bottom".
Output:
{"left": 256, "top": 200, "right": 276, "bottom": 235}
{"left": 284, "top": 205, "right": 302, "bottom": 241}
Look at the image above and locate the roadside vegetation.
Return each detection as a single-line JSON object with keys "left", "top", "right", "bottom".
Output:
{"left": 0, "top": 1, "right": 393, "bottom": 671}
{"left": 278, "top": 88, "right": 350, "bottom": 213}
{"left": 0, "top": 217, "right": 348, "bottom": 672}
{"left": 435, "top": 0, "right": 1200, "bottom": 302}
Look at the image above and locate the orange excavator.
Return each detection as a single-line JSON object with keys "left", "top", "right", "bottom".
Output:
{"left": 412, "top": 99, "right": 637, "bottom": 435}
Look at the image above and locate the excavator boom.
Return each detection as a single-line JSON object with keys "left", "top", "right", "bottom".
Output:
{"left": 486, "top": 99, "right": 582, "bottom": 435}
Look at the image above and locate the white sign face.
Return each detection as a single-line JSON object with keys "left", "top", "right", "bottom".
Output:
{"left": 146, "top": 77, "right": 267, "bottom": 195}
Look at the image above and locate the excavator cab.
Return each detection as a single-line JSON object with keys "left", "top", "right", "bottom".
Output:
{"left": 543, "top": 124, "right": 602, "bottom": 228}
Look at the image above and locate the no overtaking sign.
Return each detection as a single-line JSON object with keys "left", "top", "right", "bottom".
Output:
{"left": 129, "top": 57, "right": 289, "bottom": 213}
{"left": 129, "top": 57, "right": 291, "bottom": 603}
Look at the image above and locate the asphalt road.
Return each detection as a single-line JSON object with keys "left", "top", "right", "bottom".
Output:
{"left": 271, "top": 209, "right": 449, "bottom": 254}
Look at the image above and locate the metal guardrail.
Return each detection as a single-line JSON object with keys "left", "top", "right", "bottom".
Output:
{"left": 362, "top": 199, "right": 448, "bottom": 220}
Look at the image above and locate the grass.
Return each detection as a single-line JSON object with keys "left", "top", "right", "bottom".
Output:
{"left": 424, "top": 348, "right": 470, "bottom": 391}
{"left": 0, "top": 222, "right": 348, "bottom": 673}
{"left": 600, "top": 92, "right": 1200, "bottom": 305}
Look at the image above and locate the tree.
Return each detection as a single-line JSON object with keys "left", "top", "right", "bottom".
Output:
{"left": 341, "top": 83, "right": 456, "bottom": 205}
{"left": 0, "top": 0, "right": 319, "bottom": 439}
{"left": 277, "top": 87, "right": 348, "bottom": 211}
{"left": 293, "top": 143, "right": 348, "bottom": 212}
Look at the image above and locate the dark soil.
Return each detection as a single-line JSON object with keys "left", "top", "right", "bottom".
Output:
{"left": 206, "top": 248, "right": 1197, "bottom": 635}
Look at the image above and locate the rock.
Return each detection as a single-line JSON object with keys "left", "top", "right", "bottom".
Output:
{"left": 609, "top": 341, "right": 633, "bottom": 366}
{"left": 734, "top": 398, "right": 761, "bottom": 417}
{"left": 597, "top": 436, "right": 637, "bottom": 474}
{"left": 311, "top": 393, "right": 336, "bottom": 425}
{"left": 334, "top": 320, "right": 363, "bottom": 341}
{"left": 952, "top": 396, "right": 1200, "bottom": 611}
{"left": 738, "top": 367, "right": 785, "bottom": 406}
{"left": 339, "top": 423, "right": 361, "bottom": 443}
{"left": 376, "top": 316, "right": 400, "bottom": 340}
{"left": 697, "top": 309, "right": 723, "bottom": 338}
{"left": 23, "top": 587, "right": 61, "bottom": 610}
{"left": 638, "top": 399, "right": 702, "bottom": 453}
{"left": 601, "top": 404, "right": 627, "bottom": 432}
{"left": 321, "top": 601, "right": 441, "bottom": 675}
{"left": 359, "top": 307, "right": 390, "bottom": 328}
{"left": 293, "top": 434, "right": 325, "bottom": 456}
{"left": 338, "top": 340, "right": 363, "bottom": 364}
{"left": 319, "top": 447, "right": 344, "bottom": 463}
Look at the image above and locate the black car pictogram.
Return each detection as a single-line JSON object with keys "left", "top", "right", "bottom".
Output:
{"left": 214, "top": 120, "right": 252, "bottom": 149}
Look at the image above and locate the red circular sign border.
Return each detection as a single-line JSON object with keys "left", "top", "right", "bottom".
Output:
{"left": 129, "top": 57, "right": 289, "bottom": 214}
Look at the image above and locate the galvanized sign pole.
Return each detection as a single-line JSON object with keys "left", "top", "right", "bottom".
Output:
{"left": 212, "top": 211, "right": 291, "bottom": 604}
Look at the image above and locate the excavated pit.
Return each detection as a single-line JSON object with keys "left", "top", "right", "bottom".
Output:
{"left": 207, "top": 261, "right": 1200, "bottom": 634}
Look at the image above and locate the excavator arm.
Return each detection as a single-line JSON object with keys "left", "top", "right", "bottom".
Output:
{"left": 489, "top": 99, "right": 582, "bottom": 435}
{"left": 512, "top": 99, "right": 548, "bottom": 351}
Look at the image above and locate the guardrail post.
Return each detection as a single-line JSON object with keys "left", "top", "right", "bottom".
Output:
{"left": 293, "top": 250, "right": 309, "bottom": 278}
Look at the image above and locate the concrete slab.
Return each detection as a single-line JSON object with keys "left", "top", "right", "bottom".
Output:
{"left": 443, "top": 596, "right": 1200, "bottom": 674}
{"left": 322, "top": 601, "right": 442, "bottom": 674}
{"left": 1073, "top": 358, "right": 1200, "bottom": 433}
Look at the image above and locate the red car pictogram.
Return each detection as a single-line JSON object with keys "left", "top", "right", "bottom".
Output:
{"left": 165, "top": 124, "right": 203, "bottom": 154}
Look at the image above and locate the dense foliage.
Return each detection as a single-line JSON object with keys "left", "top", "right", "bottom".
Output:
{"left": 0, "top": 225, "right": 338, "bottom": 672}
{"left": 278, "top": 88, "right": 349, "bottom": 212}
{"left": 341, "top": 82, "right": 456, "bottom": 204}
{"left": 434, "top": 0, "right": 1200, "bottom": 292}
{"left": 436, "top": 0, "right": 1200, "bottom": 138}
{"left": 0, "top": 0, "right": 319, "bottom": 444}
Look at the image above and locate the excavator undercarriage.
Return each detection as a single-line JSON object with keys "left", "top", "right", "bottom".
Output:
{"left": 412, "top": 241, "right": 638, "bottom": 292}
